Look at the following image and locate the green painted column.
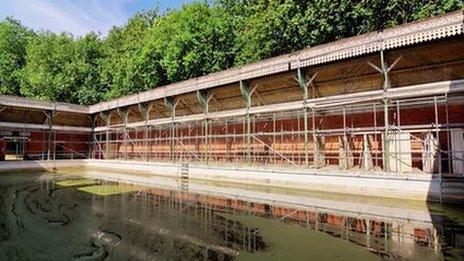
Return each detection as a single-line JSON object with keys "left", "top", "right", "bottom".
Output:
{"left": 117, "top": 107, "right": 129, "bottom": 160}
{"left": 139, "top": 102, "right": 153, "bottom": 162}
{"left": 44, "top": 110, "right": 54, "bottom": 161}
{"left": 197, "top": 90, "right": 210, "bottom": 163}
{"left": 296, "top": 67, "right": 310, "bottom": 167}
{"left": 380, "top": 50, "right": 391, "bottom": 172}
{"left": 99, "top": 111, "right": 111, "bottom": 159}
{"left": 164, "top": 97, "right": 176, "bottom": 162}
{"left": 240, "top": 80, "right": 252, "bottom": 164}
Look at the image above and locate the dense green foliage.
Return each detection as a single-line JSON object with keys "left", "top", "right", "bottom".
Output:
{"left": 0, "top": 17, "right": 32, "bottom": 95}
{"left": 0, "top": 1, "right": 462, "bottom": 104}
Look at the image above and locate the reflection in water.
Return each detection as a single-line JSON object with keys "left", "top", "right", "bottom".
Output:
{"left": 0, "top": 171, "right": 463, "bottom": 260}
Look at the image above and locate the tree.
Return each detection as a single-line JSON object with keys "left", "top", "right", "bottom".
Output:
{"left": 100, "top": 10, "right": 158, "bottom": 100}
{"left": 0, "top": 17, "right": 32, "bottom": 96}
{"left": 222, "top": 0, "right": 463, "bottom": 65}
{"left": 1, "top": 1, "right": 463, "bottom": 104}
{"left": 224, "top": 0, "right": 308, "bottom": 65}
{"left": 20, "top": 31, "right": 104, "bottom": 104}
{"left": 148, "top": 2, "right": 236, "bottom": 82}
{"left": 74, "top": 32, "right": 104, "bottom": 105}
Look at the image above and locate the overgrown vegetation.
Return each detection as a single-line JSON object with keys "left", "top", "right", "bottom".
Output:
{"left": 0, "top": 0, "right": 462, "bottom": 105}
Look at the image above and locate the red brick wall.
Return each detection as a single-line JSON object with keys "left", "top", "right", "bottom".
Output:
{"left": 0, "top": 140, "right": 5, "bottom": 160}
{"left": 24, "top": 131, "right": 90, "bottom": 159}
{"left": 100, "top": 103, "right": 463, "bottom": 171}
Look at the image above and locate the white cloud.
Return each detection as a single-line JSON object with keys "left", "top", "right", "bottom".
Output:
{"left": 0, "top": 0, "right": 135, "bottom": 36}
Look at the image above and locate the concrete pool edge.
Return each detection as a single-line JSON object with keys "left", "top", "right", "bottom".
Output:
{"left": 1, "top": 159, "right": 450, "bottom": 202}
{"left": 0, "top": 160, "right": 85, "bottom": 173}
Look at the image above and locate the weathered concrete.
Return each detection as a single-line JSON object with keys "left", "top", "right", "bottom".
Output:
{"left": 82, "top": 159, "right": 441, "bottom": 201}
{"left": 80, "top": 168, "right": 434, "bottom": 224}
{"left": 0, "top": 160, "right": 85, "bottom": 173}
{"left": 0, "top": 159, "right": 451, "bottom": 202}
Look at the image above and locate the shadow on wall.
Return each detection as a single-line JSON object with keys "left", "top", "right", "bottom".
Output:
{"left": 0, "top": 160, "right": 49, "bottom": 174}
{"left": 426, "top": 143, "right": 464, "bottom": 259}
{"left": 0, "top": 160, "right": 85, "bottom": 174}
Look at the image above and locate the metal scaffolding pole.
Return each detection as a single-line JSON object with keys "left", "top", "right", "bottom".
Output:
{"left": 240, "top": 80, "right": 252, "bottom": 164}
{"left": 373, "top": 103, "right": 378, "bottom": 168}
{"left": 44, "top": 109, "right": 54, "bottom": 161}
{"left": 434, "top": 95, "right": 443, "bottom": 202}
{"left": 381, "top": 50, "right": 391, "bottom": 172}
{"left": 52, "top": 131, "right": 57, "bottom": 161}
{"left": 197, "top": 90, "right": 213, "bottom": 163}
{"left": 225, "top": 119, "right": 229, "bottom": 162}
{"left": 117, "top": 107, "right": 129, "bottom": 160}
{"left": 165, "top": 97, "right": 179, "bottom": 162}
{"left": 100, "top": 111, "right": 111, "bottom": 159}
{"left": 445, "top": 94, "right": 452, "bottom": 173}
{"left": 89, "top": 114, "right": 95, "bottom": 159}
{"left": 139, "top": 102, "right": 153, "bottom": 162}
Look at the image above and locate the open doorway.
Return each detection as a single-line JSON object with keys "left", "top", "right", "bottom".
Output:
{"left": 54, "top": 142, "right": 65, "bottom": 159}
{"left": 3, "top": 137, "right": 27, "bottom": 161}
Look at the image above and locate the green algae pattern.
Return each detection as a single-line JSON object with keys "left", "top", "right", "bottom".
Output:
{"left": 55, "top": 179, "right": 142, "bottom": 196}
{"left": 78, "top": 184, "right": 141, "bottom": 196}
{"left": 225, "top": 214, "right": 379, "bottom": 261}
{"left": 55, "top": 179, "right": 97, "bottom": 187}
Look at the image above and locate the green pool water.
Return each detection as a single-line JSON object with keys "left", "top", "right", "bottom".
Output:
{"left": 0, "top": 171, "right": 463, "bottom": 260}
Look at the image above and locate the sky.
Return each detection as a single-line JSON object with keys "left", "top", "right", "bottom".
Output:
{"left": 0, "top": 0, "right": 192, "bottom": 36}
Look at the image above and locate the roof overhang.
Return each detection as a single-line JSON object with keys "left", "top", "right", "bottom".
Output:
{"left": 0, "top": 11, "right": 462, "bottom": 115}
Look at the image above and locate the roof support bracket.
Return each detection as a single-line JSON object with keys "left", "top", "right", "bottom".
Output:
{"left": 197, "top": 90, "right": 214, "bottom": 114}
{"left": 164, "top": 97, "right": 180, "bottom": 113}
{"left": 138, "top": 102, "right": 153, "bottom": 121}
{"left": 117, "top": 107, "right": 130, "bottom": 125}
{"left": 240, "top": 80, "right": 251, "bottom": 109}
{"left": 294, "top": 67, "right": 317, "bottom": 100}
{"left": 197, "top": 90, "right": 208, "bottom": 111}
{"left": 99, "top": 111, "right": 111, "bottom": 125}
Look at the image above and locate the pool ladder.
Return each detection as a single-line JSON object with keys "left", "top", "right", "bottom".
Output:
{"left": 179, "top": 163, "right": 189, "bottom": 191}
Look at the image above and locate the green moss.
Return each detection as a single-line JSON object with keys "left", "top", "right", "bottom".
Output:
{"left": 224, "top": 214, "right": 379, "bottom": 261}
{"left": 78, "top": 184, "right": 141, "bottom": 196}
{"left": 55, "top": 179, "right": 97, "bottom": 187}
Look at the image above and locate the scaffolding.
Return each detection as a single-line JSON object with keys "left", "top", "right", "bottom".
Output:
{"left": 90, "top": 84, "right": 464, "bottom": 177}
{"left": 0, "top": 11, "right": 463, "bottom": 180}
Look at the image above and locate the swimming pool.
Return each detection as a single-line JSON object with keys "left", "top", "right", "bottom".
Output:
{"left": 0, "top": 170, "right": 462, "bottom": 260}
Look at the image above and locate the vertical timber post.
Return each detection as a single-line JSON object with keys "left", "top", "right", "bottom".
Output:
{"left": 240, "top": 80, "right": 252, "bottom": 165}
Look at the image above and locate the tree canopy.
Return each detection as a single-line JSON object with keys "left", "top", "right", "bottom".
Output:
{"left": 0, "top": 0, "right": 462, "bottom": 105}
